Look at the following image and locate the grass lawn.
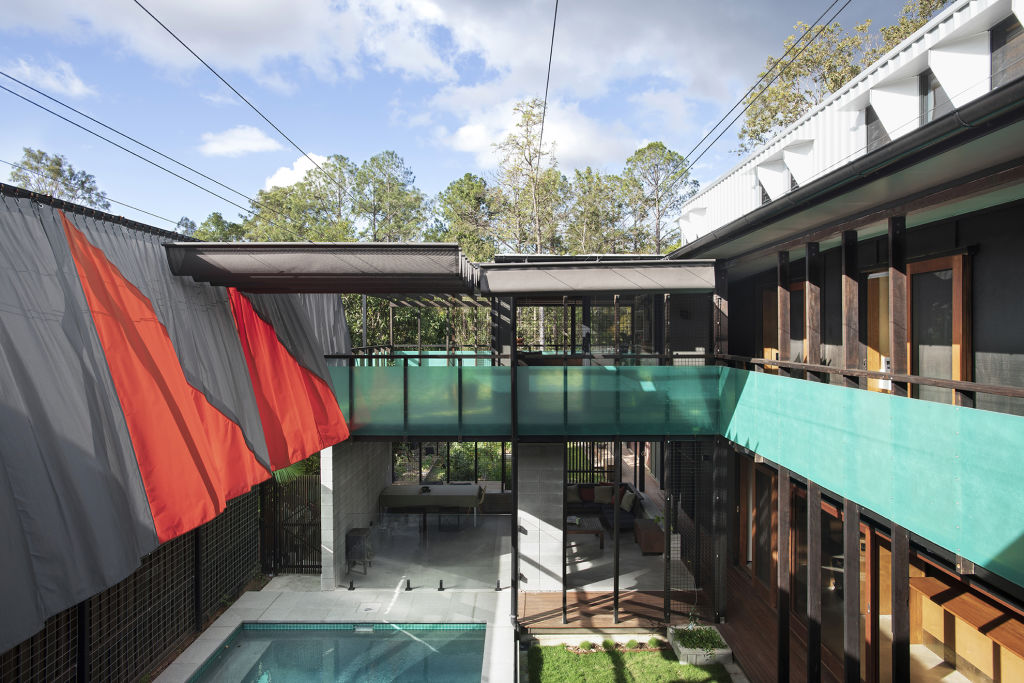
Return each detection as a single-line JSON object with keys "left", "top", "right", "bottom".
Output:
{"left": 527, "top": 644, "right": 731, "bottom": 683}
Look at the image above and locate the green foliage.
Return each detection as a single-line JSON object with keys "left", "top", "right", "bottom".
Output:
{"left": 622, "top": 142, "right": 698, "bottom": 253}
{"left": 528, "top": 644, "right": 731, "bottom": 682}
{"left": 565, "top": 167, "right": 623, "bottom": 254}
{"left": 672, "top": 626, "right": 726, "bottom": 660}
{"left": 492, "top": 98, "right": 563, "bottom": 254}
{"left": 864, "top": 0, "right": 951, "bottom": 65}
{"left": 578, "top": 640, "right": 594, "bottom": 651}
{"left": 647, "top": 636, "right": 663, "bottom": 649}
{"left": 602, "top": 638, "right": 616, "bottom": 651}
{"left": 193, "top": 212, "right": 246, "bottom": 242}
{"left": 625, "top": 639, "right": 639, "bottom": 650}
{"left": 432, "top": 173, "right": 496, "bottom": 262}
{"left": 176, "top": 216, "right": 196, "bottom": 235}
{"left": 272, "top": 453, "right": 320, "bottom": 484}
{"left": 8, "top": 147, "right": 110, "bottom": 209}
{"left": 353, "top": 151, "right": 426, "bottom": 242}
{"left": 738, "top": 1, "right": 950, "bottom": 154}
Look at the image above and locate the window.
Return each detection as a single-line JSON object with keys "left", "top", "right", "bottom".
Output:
{"left": 865, "top": 105, "right": 890, "bottom": 152}
{"left": 919, "top": 69, "right": 952, "bottom": 125}
{"left": 991, "top": 15, "right": 1024, "bottom": 88}
{"left": 759, "top": 180, "right": 770, "bottom": 206}
{"left": 907, "top": 254, "right": 970, "bottom": 404}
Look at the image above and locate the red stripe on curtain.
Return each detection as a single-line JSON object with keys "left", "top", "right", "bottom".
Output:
{"left": 61, "top": 212, "right": 269, "bottom": 542}
{"left": 228, "top": 288, "right": 349, "bottom": 470}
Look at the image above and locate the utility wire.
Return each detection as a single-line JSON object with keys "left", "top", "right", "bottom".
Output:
{"left": 685, "top": 0, "right": 855, "bottom": 172}
{"left": 0, "top": 69, "right": 301, "bottom": 227}
{"left": 1, "top": 157, "right": 180, "bottom": 227}
{"left": 536, "top": 0, "right": 559, "bottom": 163}
{"left": 0, "top": 82, "right": 314, "bottom": 242}
{"left": 132, "top": 0, "right": 338, "bottom": 192}
{"left": 683, "top": 0, "right": 846, "bottom": 163}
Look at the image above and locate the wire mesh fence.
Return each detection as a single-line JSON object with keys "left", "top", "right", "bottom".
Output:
{"left": 666, "top": 438, "right": 717, "bottom": 622}
{"left": 0, "top": 487, "right": 261, "bottom": 683}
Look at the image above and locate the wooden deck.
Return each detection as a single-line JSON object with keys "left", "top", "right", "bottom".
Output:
{"left": 518, "top": 590, "right": 695, "bottom": 632}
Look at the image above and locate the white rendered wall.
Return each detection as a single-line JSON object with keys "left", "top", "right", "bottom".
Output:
{"left": 517, "top": 443, "right": 564, "bottom": 591}
{"left": 321, "top": 440, "right": 391, "bottom": 590}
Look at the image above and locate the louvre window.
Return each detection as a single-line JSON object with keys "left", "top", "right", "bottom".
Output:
{"left": 865, "top": 105, "right": 891, "bottom": 152}
{"left": 919, "top": 69, "right": 953, "bottom": 125}
{"left": 991, "top": 15, "right": 1024, "bottom": 89}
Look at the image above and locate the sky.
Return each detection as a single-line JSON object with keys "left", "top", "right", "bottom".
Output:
{"left": 0, "top": 0, "right": 908, "bottom": 231}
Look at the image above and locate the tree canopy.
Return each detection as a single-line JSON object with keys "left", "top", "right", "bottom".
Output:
{"left": 8, "top": 147, "right": 110, "bottom": 210}
{"left": 737, "top": 0, "right": 951, "bottom": 154}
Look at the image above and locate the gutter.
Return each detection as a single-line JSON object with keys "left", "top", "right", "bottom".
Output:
{"left": 667, "top": 76, "right": 1024, "bottom": 260}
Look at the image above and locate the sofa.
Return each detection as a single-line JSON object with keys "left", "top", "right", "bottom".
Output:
{"left": 565, "top": 482, "right": 642, "bottom": 531}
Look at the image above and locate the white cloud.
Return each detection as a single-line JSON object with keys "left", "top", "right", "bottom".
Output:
{"left": 264, "top": 154, "right": 328, "bottom": 189}
{"left": 199, "top": 125, "right": 283, "bottom": 157}
{"left": 4, "top": 58, "right": 95, "bottom": 98}
{"left": 200, "top": 91, "right": 238, "bottom": 106}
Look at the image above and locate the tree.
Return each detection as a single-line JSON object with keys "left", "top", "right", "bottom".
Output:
{"left": 565, "top": 167, "right": 623, "bottom": 254}
{"left": 352, "top": 151, "right": 426, "bottom": 242}
{"left": 432, "top": 173, "right": 496, "bottom": 263}
{"left": 176, "top": 216, "right": 196, "bottom": 235}
{"left": 193, "top": 212, "right": 245, "bottom": 242}
{"left": 492, "top": 98, "right": 562, "bottom": 254}
{"left": 8, "top": 147, "right": 110, "bottom": 209}
{"left": 737, "top": 1, "right": 950, "bottom": 153}
{"left": 622, "top": 142, "right": 699, "bottom": 254}
{"left": 736, "top": 20, "right": 872, "bottom": 154}
{"left": 864, "top": 0, "right": 951, "bottom": 65}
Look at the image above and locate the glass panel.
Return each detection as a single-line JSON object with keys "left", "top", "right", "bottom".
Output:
{"left": 352, "top": 365, "right": 404, "bottom": 433}
{"left": 755, "top": 469, "right": 773, "bottom": 585}
{"left": 407, "top": 367, "right": 458, "bottom": 435}
{"left": 790, "top": 289, "right": 805, "bottom": 362}
{"left": 461, "top": 367, "right": 511, "bottom": 436}
{"left": 793, "top": 490, "right": 808, "bottom": 618}
{"left": 911, "top": 269, "right": 953, "bottom": 404}
{"left": 821, "top": 510, "right": 844, "bottom": 661}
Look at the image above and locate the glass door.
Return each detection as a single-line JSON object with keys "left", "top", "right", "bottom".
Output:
{"left": 907, "top": 255, "right": 969, "bottom": 403}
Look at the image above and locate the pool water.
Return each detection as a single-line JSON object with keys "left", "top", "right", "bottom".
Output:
{"left": 189, "top": 623, "right": 486, "bottom": 683}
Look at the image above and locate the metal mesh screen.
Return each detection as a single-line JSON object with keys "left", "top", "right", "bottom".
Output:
{"left": 0, "top": 609, "right": 77, "bottom": 683}
{"left": 199, "top": 490, "right": 261, "bottom": 621}
{"left": 666, "top": 438, "right": 716, "bottom": 622}
{"left": 0, "top": 488, "right": 261, "bottom": 683}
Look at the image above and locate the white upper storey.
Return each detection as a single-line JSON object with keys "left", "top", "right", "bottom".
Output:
{"left": 678, "top": 0, "right": 1024, "bottom": 243}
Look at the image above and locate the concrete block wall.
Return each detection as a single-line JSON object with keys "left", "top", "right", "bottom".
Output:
{"left": 320, "top": 440, "right": 391, "bottom": 590}
{"left": 517, "top": 443, "right": 563, "bottom": 591}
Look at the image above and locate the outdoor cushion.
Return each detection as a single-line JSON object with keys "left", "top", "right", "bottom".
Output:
{"left": 566, "top": 484, "right": 581, "bottom": 503}
{"left": 594, "top": 485, "right": 615, "bottom": 504}
{"left": 580, "top": 486, "right": 595, "bottom": 502}
{"left": 620, "top": 490, "right": 636, "bottom": 512}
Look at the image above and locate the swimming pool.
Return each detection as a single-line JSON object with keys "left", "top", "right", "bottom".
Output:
{"left": 188, "top": 622, "right": 486, "bottom": 682}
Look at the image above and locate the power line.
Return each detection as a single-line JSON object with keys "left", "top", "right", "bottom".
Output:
{"left": 686, "top": 0, "right": 855, "bottom": 172}
{"left": 683, "top": 0, "right": 847, "bottom": 164}
{"left": 1, "top": 157, "right": 180, "bottom": 227}
{"left": 537, "top": 0, "right": 559, "bottom": 163}
{"left": 0, "top": 82, "right": 315, "bottom": 242}
{"left": 132, "top": 0, "right": 338, "bottom": 191}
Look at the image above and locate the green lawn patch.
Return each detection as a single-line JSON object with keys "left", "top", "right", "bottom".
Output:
{"left": 527, "top": 644, "right": 731, "bottom": 683}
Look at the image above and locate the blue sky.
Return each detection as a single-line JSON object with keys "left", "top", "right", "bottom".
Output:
{"left": 0, "top": 0, "right": 906, "bottom": 231}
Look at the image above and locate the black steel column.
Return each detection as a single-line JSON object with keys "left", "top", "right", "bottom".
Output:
{"left": 582, "top": 296, "right": 592, "bottom": 364}
{"left": 510, "top": 297, "right": 520, "bottom": 637}
{"left": 807, "top": 482, "right": 822, "bottom": 682}
{"left": 892, "top": 524, "right": 910, "bottom": 681}
{"left": 361, "top": 294, "right": 367, "bottom": 348}
{"left": 712, "top": 437, "right": 729, "bottom": 622}
{"left": 843, "top": 499, "right": 861, "bottom": 683}
{"left": 777, "top": 466, "right": 791, "bottom": 682}
{"left": 474, "top": 442, "right": 478, "bottom": 483}
{"left": 713, "top": 265, "right": 728, "bottom": 358}
{"left": 562, "top": 442, "right": 568, "bottom": 624}
{"left": 663, "top": 438, "right": 672, "bottom": 622}
{"left": 613, "top": 440, "right": 621, "bottom": 623}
